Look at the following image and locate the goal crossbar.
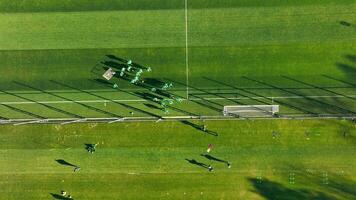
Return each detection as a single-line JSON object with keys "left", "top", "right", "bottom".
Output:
{"left": 223, "top": 105, "right": 279, "bottom": 117}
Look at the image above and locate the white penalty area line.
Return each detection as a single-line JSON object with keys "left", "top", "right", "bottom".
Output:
{"left": 184, "top": 0, "right": 189, "bottom": 100}
{"left": 0, "top": 94, "right": 356, "bottom": 105}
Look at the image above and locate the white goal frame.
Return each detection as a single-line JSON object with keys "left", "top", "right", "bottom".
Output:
{"left": 223, "top": 105, "right": 279, "bottom": 117}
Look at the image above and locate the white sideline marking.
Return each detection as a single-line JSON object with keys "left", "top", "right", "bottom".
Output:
{"left": 0, "top": 94, "right": 355, "bottom": 105}
{"left": 61, "top": 118, "right": 87, "bottom": 125}
{"left": 185, "top": 0, "right": 189, "bottom": 99}
{"left": 13, "top": 119, "right": 47, "bottom": 126}
{"left": 108, "top": 118, "right": 125, "bottom": 124}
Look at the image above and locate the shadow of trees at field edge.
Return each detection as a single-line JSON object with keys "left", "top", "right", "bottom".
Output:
{"left": 249, "top": 169, "right": 356, "bottom": 200}
{"left": 249, "top": 178, "right": 337, "bottom": 200}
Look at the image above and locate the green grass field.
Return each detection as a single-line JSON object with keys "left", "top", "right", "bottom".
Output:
{"left": 1, "top": 1, "right": 356, "bottom": 199}
{"left": 0, "top": 0, "right": 355, "bottom": 119}
{"left": 1, "top": 119, "right": 355, "bottom": 199}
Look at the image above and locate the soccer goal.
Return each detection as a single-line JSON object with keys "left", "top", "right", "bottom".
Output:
{"left": 223, "top": 105, "right": 279, "bottom": 117}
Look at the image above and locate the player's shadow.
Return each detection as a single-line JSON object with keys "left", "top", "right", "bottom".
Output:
{"left": 55, "top": 159, "right": 76, "bottom": 167}
{"left": 50, "top": 193, "right": 72, "bottom": 200}
{"left": 181, "top": 120, "right": 218, "bottom": 136}
{"left": 185, "top": 159, "right": 209, "bottom": 169}
{"left": 201, "top": 154, "right": 228, "bottom": 164}
{"left": 84, "top": 143, "right": 95, "bottom": 150}
{"left": 340, "top": 21, "right": 352, "bottom": 27}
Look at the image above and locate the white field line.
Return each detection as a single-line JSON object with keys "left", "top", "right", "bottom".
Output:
{"left": 184, "top": 0, "right": 189, "bottom": 100}
{"left": 0, "top": 94, "right": 355, "bottom": 105}
{"left": 61, "top": 118, "right": 87, "bottom": 125}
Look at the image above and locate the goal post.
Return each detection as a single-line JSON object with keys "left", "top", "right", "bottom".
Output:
{"left": 223, "top": 105, "right": 279, "bottom": 117}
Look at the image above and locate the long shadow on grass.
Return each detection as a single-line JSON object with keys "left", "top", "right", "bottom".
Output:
{"left": 1, "top": 87, "right": 82, "bottom": 119}
{"left": 14, "top": 81, "right": 120, "bottom": 118}
{"left": 165, "top": 78, "right": 225, "bottom": 113}
{"left": 90, "top": 78, "right": 196, "bottom": 117}
{"left": 185, "top": 159, "right": 209, "bottom": 169}
{"left": 323, "top": 75, "right": 356, "bottom": 87}
{"left": 50, "top": 193, "right": 72, "bottom": 200}
{"left": 135, "top": 91, "right": 197, "bottom": 116}
{"left": 201, "top": 154, "right": 228, "bottom": 164}
{"left": 336, "top": 63, "right": 356, "bottom": 75}
{"left": 1, "top": 104, "right": 45, "bottom": 119}
{"left": 55, "top": 159, "right": 77, "bottom": 167}
{"left": 282, "top": 76, "right": 356, "bottom": 102}
{"left": 249, "top": 178, "right": 336, "bottom": 200}
{"left": 58, "top": 80, "right": 163, "bottom": 119}
{"left": 249, "top": 168, "right": 356, "bottom": 200}
{"left": 181, "top": 120, "right": 218, "bottom": 136}
{"left": 243, "top": 76, "right": 356, "bottom": 115}
{"left": 203, "top": 77, "right": 317, "bottom": 116}
{"left": 105, "top": 55, "right": 150, "bottom": 72}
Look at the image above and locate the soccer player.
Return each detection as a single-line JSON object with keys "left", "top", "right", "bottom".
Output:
{"left": 206, "top": 144, "right": 213, "bottom": 153}
{"left": 74, "top": 166, "right": 81, "bottom": 172}
{"left": 202, "top": 125, "right": 207, "bottom": 132}
{"left": 208, "top": 165, "right": 214, "bottom": 172}
{"left": 127, "top": 65, "right": 132, "bottom": 72}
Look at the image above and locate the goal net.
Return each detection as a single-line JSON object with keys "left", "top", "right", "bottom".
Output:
{"left": 223, "top": 105, "right": 279, "bottom": 117}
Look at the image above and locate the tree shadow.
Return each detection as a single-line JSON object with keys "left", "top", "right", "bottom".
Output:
{"left": 101, "top": 61, "right": 126, "bottom": 70}
{"left": 345, "top": 55, "right": 356, "bottom": 63}
{"left": 167, "top": 105, "right": 198, "bottom": 116}
{"left": 55, "top": 159, "right": 76, "bottom": 167}
{"left": 203, "top": 77, "right": 317, "bottom": 116}
{"left": 87, "top": 79, "right": 162, "bottom": 118}
{"left": 144, "top": 103, "right": 161, "bottom": 110}
{"left": 1, "top": 86, "right": 82, "bottom": 119}
{"left": 106, "top": 54, "right": 127, "bottom": 63}
{"left": 281, "top": 76, "right": 356, "bottom": 101}
{"left": 164, "top": 78, "right": 229, "bottom": 112}
{"left": 322, "top": 75, "right": 356, "bottom": 87}
{"left": 243, "top": 76, "right": 355, "bottom": 115}
{"left": 335, "top": 62, "right": 356, "bottom": 75}
{"left": 1, "top": 103, "right": 45, "bottom": 119}
{"left": 135, "top": 91, "right": 162, "bottom": 102}
{"left": 185, "top": 159, "right": 209, "bottom": 169}
{"left": 249, "top": 178, "right": 337, "bottom": 200}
